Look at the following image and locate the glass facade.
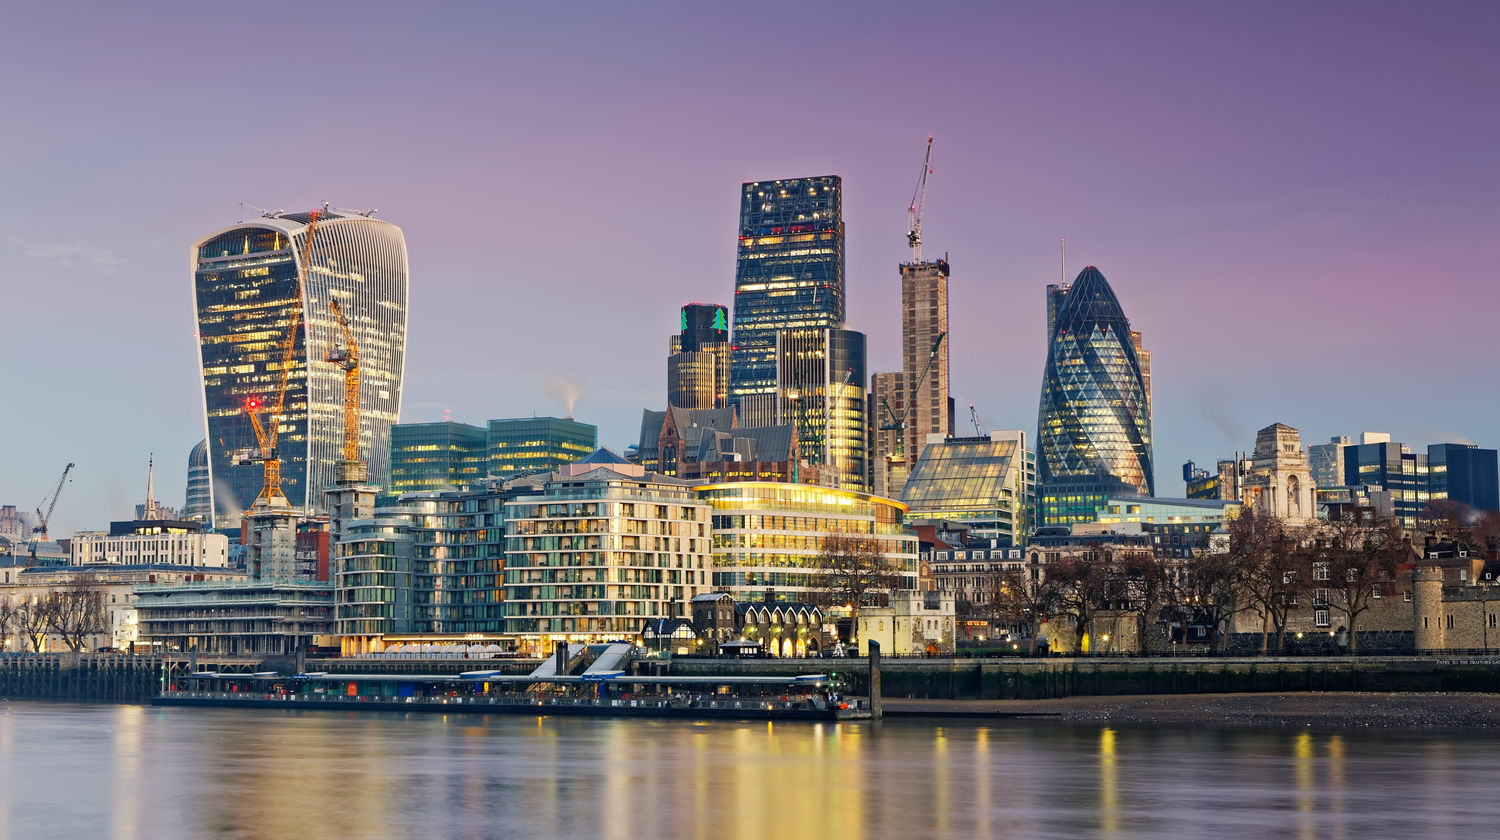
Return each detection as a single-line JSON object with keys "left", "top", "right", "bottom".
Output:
{"left": 900, "top": 431, "right": 1035, "bottom": 545}
{"left": 486, "top": 417, "right": 597, "bottom": 478}
{"left": 388, "top": 421, "right": 488, "bottom": 494}
{"left": 1428, "top": 443, "right": 1499, "bottom": 513}
{"left": 667, "top": 304, "right": 731, "bottom": 410}
{"left": 193, "top": 212, "right": 408, "bottom": 523}
{"left": 775, "top": 327, "right": 868, "bottom": 490}
{"left": 1037, "top": 266, "right": 1153, "bottom": 524}
{"left": 1344, "top": 442, "right": 1428, "bottom": 525}
{"left": 696, "top": 482, "right": 918, "bottom": 601}
{"left": 184, "top": 439, "right": 212, "bottom": 525}
{"left": 731, "top": 176, "right": 845, "bottom": 406}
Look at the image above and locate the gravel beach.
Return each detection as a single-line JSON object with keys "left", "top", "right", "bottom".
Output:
{"left": 882, "top": 692, "right": 1500, "bottom": 727}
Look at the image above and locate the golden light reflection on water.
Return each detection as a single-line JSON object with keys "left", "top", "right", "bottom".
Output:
{"left": 4, "top": 705, "right": 1500, "bottom": 839}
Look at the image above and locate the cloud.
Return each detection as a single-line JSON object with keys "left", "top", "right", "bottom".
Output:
{"left": 9, "top": 235, "right": 125, "bottom": 273}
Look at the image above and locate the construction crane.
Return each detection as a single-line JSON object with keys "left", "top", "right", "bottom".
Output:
{"left": 31, "top": 462, "right": 75, "bottom": 542}
{"left": 326, "top": 297, "right": 364, "bottom": 482}
{"left": 243, "top": 210, "right": 320, "bottom": 509}
{"left": 969, "top": 403, "right": 986, "bottom": 437}
{"left": 878, "top": 331, "right": 946, "bottom": 458}
{"left": 906, "top": 135, "right": 934, "bottom": 263}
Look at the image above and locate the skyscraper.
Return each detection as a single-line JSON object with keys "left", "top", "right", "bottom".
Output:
{"left": 486, "top": 417, "right": 597, "bottom": 477}
{"left": 775, "top": 326, "right": 868, "bottom": 491}
{"left": 184, "top": 439, "right": 212, "bottom": 525}
{"left": 192, "top": 208, "right": 409, "bottom": 524}
{"left": 667, "top": 303, "right": 731, "bottom": 409}
{"left": 388, "top": 421, "right": 489, "bottom": 493}
{"left": 730, "top": 176, "right": 845, "bottom": 420}
{"left": 1037, "top": 266, "right": 1153, "bottom": 525}
{"left": 873, "top": 257, "right": 953, "bottom": 498}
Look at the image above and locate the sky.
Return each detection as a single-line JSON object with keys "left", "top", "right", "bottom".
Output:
{"left": 1, "top": 1, "right": 1497, "bottom": 535}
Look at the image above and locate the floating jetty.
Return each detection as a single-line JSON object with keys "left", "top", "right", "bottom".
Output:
{"left": 152, "top": 671, "right": 875, "bottom": 720}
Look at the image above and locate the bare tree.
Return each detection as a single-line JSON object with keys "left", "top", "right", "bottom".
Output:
{"left": 45, "top": 574, "right": 111, "bottom": 651}
{"left": 1474, "top": 510, "right": 1500, "bottom": 555}
{"left": 0, "top": 596, "right": 17, "bottom": 652}
{"left": 812, "top": 533, "right": 897, "bottom": 629}
{"left": 12, "top": 596, "right": 53, "bottom": 652}
{"left": 1229, "top": 511, "right": 1311, "bottom": 653}
{"left": 1418, "top": 499, "right": 1473, "bottom": 538}
{"left": 993, "top": 567, "right": 1059, "bottom": 652}
{"left": 1314, "top": 511, "right": 1411, "bottom": 653}
{"left": 1176, "top": 545, "right": 1246, "bottom": 654}
{"left": 1044, "top": 551, "right": 1112, "bottom": 652}
{"left": 1116, "top": 550, "right": 1174, "bottom": 653}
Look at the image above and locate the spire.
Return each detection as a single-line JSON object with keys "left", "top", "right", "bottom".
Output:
{"left": 143, "top": 454, "right": 160, "bottom": 520}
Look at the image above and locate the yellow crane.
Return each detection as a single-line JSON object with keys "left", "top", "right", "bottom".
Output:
{"left": 243, "top": 210, "right": 320, "bottom": 508}
{"left": 326, "top": 297, "right": 361, "bottom": 468}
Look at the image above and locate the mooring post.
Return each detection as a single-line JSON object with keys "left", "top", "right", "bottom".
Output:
{"left": 868, "top": 640, "right": 883, "bottom": 719}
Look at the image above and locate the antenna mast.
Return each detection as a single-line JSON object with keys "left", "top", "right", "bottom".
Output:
{"left": 906, "top": 135, "right": 934, "bottom": 263}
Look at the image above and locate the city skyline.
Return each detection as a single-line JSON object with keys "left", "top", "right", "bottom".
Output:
{"left": 3, "top": 2, "right": 1498, "bottom": 533}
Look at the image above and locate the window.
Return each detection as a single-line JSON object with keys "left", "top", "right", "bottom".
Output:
{"left": 1313, "top": 563, "right": 1329, "bottom": 582}
{"left": 1404, "top": 589, "right": 1412, "bottom": 602}
{"left": 1372, "top": 586, "right": 1382, "bottom": 599}
{"left": 1489, "top": 614, "right": 1496, "bottom": 630}
{"left": 1446, "top": 615, "right": 1455, "bottom": 630}
{"left": 1314, "top": 609, "right": 1330, "bottom": 628}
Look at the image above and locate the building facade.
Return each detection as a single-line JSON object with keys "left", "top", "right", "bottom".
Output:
{"left": 897, "top": 258, "right": 952, "bottom": 478}
{"left": 775, "top": 326, "right": 869, "bottom": 491}
{"left": 1240, "top": 423, "right": 1317, "bottom": 523}
{"left": 696, "top": 482, "right": 918, "bottom": 603}
{"left": 1309, "top": 436, "right": 1351, "bottom": 489}
{"left": 1036, "top": 266, "right": 1153, "bottom": 525}
{"left": 869, "top": 370, "right": 908, "bottom": 498}
{"left": 1427, "top": 443, "right": 1499, "bottom": 512}
{"left": 487, "top": 417, "right": 597, "bottom": 478}
{"left": 730, "top": 176, "right": 845, "bottom": 416}
{"left": 900, "top": 430, "right": 1035, "bottom": 546}
{"left": 503, "top": 465, "right": 711, "bottom": 649}
{"left": 388, "top": 421, "right": 488, "bottom": 493}
{"left": 667, "top": 303, "right": 731, "bottom": 409}
{"left": 184, "top": 440, "right": 212, "bottom": 525}
{"left": 71, "top": 520, "right": 229, "bottom": 568}
{"left": 192, "top": 209, "right": 409, "bottom": 523}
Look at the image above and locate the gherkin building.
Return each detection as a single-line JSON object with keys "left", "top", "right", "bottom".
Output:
{"left": 1037, "top": 266, "right": 1153, "bottom": 523}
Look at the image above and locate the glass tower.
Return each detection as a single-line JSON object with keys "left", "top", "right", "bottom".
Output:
{"left": 388, "top": 421, "right": 489, "bottom": 494}
{"left": 1037, "top": 266, "right": 1153, "bottom": 524}
{"left": 486, "top": 417, "right": 597, "bottom": 478}
{"left": 901, "top": 430, "right": 1035, "bottom": 545}
{"left": 775, "top": 326, "right": 868, "bottom": 491}
{"left": 667, "top": 303, "right": 731, "bottom": 409}
{"left": 184, "top": 439, "right": 212, "bottom": 526}
{"left": 731, "top": 176, "right": 845, "bottom": 413}
{"left": 192, "top": 210, "right": 409, "bottom": 524}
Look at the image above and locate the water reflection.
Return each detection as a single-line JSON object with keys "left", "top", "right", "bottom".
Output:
{"left": 1, "top": 703, "right": 1499, "bottom": 839}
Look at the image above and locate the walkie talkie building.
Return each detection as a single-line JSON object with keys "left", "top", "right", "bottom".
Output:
{"left": 1037, "top": 266, "right": 1153, "bottom": 525}
{"left": 191, "top": 209, "right": 409, "bottom": 524}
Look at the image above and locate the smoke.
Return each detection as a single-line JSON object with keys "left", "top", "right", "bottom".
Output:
{"left": 1429, "top": 431, "right": 1476, "bottom": 446}
{"left": 1200, "top": 397, "right": 1245, "bottom": 449}
{"left": 213, "top": 477, "right": 243, "bottom": 524}
{"left": 544, "top": 374, "right": 582, "bottom": 419}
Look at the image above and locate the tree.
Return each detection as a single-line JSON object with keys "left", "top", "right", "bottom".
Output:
{"left": 0, "top": 596, "right": 17, "bottom": 651}
{"left": 1229, "top": 510, "right": 1311, "bottom": 653}
{"left": 812, "top": 533, "right": 897, "bottom": 631}
{"left": 1314, "top": 511, "right": 1411, "bottom": 653}
{"left": 12, "top": 596, "right": 53, "bottom": 652}
{"left": 1473, "top": 510, "right": 1500, "bottom": 554}
{"left": 1043, "top": 551, "right": 1112, "bottom": 653}
{"left": 1116, "top": 549, "right": 1174, "bottom": 653}
{"left": 1418, "top": 499, "right": 1472, "bottom": 538}
{"left": 992, "top": 567, "right": 1059, "bottom": 652}
{"left": 45, "top": 574, "right": 110, "bottom": 651}
{"left": 1176, "top": 543, "right": 1246, "bottom": 654}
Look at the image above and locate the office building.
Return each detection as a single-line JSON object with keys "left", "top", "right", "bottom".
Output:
{"left": 775, "top": 327, "right": 869, "bottom": 491}
{"left": 1036, "top": 266, "right": 1153, "bottom": 525}
{"left": 71, "top": 519, "right": 229, "bottom": 568}
{"left": 192, "top": 208, "right": 408, "bottom": 523}
{"left": 900, "top": 430, "right": 1035, "bottom": 546}
{"left": 667, "top": 303, "right": 731, "bottom": 409}
{"left": 896, "top": 258, "right": 953, "bottom": 475}
{"left": 869, "top": 371, "right": 907, "bottom": 497}
{"left": 1344, "top": 440, "right": 1429, "bottom": 526}
{"left": 388, "top": 421, "right": 488, "bottom": 493}
{"left": 730, "top": 176, "right": 845, "bottom": 417}
{"left": 1309, "top": 436, "right": 1351, "bottom": 489}
{"left": 487, "top": 416, "right": 596, "bottom": 478}
{"left": 1093, "top": 497, "right": 1241, "bottom": 558}
{"left": 697, "top": 482, "right": 919, "bottom": 603}
{"left": 184, "top": 440, "right": 212, "bottom": 525}
{"left": 1427, "top": 443, "right": 1499, "bottom": 512}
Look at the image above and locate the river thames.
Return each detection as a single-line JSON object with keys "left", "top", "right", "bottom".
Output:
{"left": 2, "top": 701, "right": 1496, "bottom": 839}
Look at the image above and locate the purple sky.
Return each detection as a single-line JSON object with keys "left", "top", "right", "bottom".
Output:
{"left": 2, "top": 1, "right": 1497, "bottom": 534}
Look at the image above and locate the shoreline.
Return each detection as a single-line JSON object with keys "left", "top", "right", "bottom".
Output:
{"left": 881, "top": 692, "right": 1500, "bottom": 728}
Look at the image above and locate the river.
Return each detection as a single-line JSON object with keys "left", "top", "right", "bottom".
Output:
{"left": 1, "top": 701, "right": 1494, "bottom": 839}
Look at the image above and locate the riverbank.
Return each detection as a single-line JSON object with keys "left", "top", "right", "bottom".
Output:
{"left": 883, "top": 691, "right": 1500, "bottom": 727}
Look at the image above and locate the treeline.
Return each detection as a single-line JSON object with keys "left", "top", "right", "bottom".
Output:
{"left": 993, "top": 504, "right": 1500, "bottom": 655}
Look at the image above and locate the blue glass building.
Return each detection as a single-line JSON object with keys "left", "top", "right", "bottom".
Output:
{"left": 730, "top": 176, "right": 845, "bottom": 413}
{"left": 1036, "top": 266, "right": 1153, "bottom": 525}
